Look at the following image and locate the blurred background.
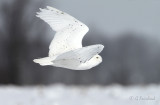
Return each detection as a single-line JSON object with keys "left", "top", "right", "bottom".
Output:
{"left": 0, "top": 0, "right": 160, "bottom": 86}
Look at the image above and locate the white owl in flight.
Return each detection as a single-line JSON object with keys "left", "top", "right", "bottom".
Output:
{"left": 33, "top": 6, "right": 104, "bottom": 70}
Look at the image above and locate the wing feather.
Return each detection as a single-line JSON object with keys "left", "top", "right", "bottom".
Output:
{"left": 54, "top": 44, "right": 104, "bottom": 63}
{"left": 36, "top": 6, "right": 89, "bottom": 56}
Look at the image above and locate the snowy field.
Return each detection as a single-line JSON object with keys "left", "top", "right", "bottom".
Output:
{"left": 0, "top": 84, "right": 159, "bottom": 105}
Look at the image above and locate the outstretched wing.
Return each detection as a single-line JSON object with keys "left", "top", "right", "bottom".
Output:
{"left": 53, "top": 44, "right": 104, "bottom": 63}
{"left": 36, "top": 6, "right": 89, "bottom": 56}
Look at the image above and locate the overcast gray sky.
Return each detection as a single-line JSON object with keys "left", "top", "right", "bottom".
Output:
{"left": 1, "top": 0, "right": 160, "bottom": 38}
{"left": 42, "top": 0, "right": 160, "bottom": 38}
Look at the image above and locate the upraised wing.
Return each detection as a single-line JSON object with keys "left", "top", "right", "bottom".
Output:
{"left": 53, "top": 44, "right": 104, "bottom": 63}
{"left": 36, "top": 6, "right": 89, "bottom": 56}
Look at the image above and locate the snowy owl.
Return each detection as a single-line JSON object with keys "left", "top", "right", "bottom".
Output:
{"left": 33, "top": 6, "right": 104, "bottom": 70}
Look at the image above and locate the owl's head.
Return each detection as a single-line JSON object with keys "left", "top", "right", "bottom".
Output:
{"left": 89, "top": 54, "right": 102, "bottom": 67}
{"left": 93, "top": 54, "right": 102, "bottom": 62}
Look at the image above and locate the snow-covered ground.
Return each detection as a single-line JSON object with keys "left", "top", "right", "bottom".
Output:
{"left": 0, "top": 84, "right": 159, "bottom": 105}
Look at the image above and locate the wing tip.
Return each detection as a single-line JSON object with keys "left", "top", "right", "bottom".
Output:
{"left": 46, "top": 6, "right": 53, "bottom": 9}
{"left": 99, "top": 44, "right": 104, "bottom": 49}
{"left": 95, "top": 44, "right": 104, "bottom": 49}
{"left": 46, "top": 6, "right": 60, "bottom": 12}
{"left": 37, "top": 6, "right": 61, "bottom": 15}
{"left": 96, "top": 44, "right": 104, "bottom": 53}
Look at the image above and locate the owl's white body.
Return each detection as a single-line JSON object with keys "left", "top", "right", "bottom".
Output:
{"left": 33, "top": 6, "right": 104, "bottom": 70}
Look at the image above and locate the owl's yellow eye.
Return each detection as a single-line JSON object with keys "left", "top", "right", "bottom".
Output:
{"left": 96, "top": 57, "right": 99, "bottom": 59}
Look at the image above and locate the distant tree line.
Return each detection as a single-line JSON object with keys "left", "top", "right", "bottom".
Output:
{"left": 0, "top": 0, "right": 160, "bottom": 85}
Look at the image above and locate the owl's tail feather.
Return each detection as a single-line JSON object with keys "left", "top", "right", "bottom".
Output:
{"left": 33, "top": 57, "right": 54, "bottom": 66}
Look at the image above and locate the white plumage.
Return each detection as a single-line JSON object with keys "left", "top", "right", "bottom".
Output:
{"left": 33, "top": 6, "right": 104, "bottom": 70}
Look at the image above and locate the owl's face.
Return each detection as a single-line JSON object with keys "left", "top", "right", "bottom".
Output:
{"left": 89, "top": 55, "right": 102, "bottom": 67}
{"left": 94, "top": 55, "right": 102, "bottom": 62}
